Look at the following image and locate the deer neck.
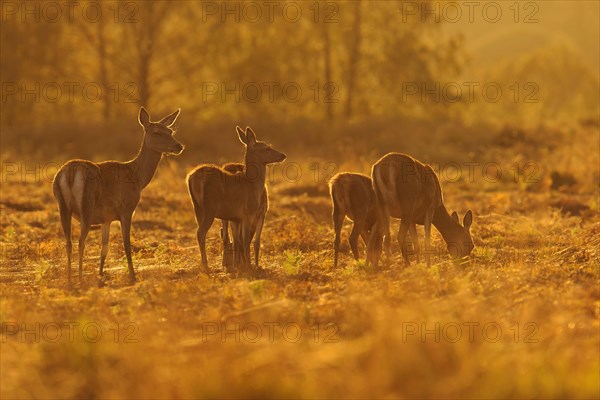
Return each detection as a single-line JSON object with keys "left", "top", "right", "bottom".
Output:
{"left": 432, "top": 204, "right": 462, "bottom": 246}
{"left": 131, "top": 140, "right": 163, "bottom": 189}
{"left": 244, "top": 152, "right": 267, "bottom": 193}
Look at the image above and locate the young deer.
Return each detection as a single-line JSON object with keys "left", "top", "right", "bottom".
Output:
{"left": 187, "top": 126, "right": 285, "bottom": 270}
{"left": 52, "top": 107, "right": 184, "bottom": 284}
{"left": 366, "top": 153, "right": 473, "bottom": 267}
{"left": 330, "top": 172, "right": 404, "bottom": 267}
{"left": 220, "top": 162, "right": 268, "bottom": 270}
{"left": 330, "top": 173, "right": 377, "bottom": 268}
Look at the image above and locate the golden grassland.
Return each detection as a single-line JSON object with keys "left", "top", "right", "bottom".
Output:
{"left": 1, "top": 124, "right": 599, "bottom": 399}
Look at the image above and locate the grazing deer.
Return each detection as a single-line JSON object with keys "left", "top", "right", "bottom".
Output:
{"left": 366, "top": 153, "right": 473, "bottom": 267}
{"left": 52, "top": 107, "right": 184, "bottom": 284}
{"left": 187, "top": 126, "right": 285, "bottom": 270}
{"left": 330, "top": 172, "right": 406, "bottom": 267}
{"left": 220, "top": 162, "right": 268, "bottom": 270}
{"left": 330, "top": 173, "right": 376, "bottom": 268}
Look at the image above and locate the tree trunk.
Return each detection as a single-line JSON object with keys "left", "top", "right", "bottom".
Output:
{"left": 322, "top": 23, "right": 333, "bottom": 121}
{"left": 345, "top": 0, "right": 362, "bottom": 118}
{"left": 138, "top": 51, "right": 151, "bottom": 107}
{"left": 97, "top": 21, "right": 111, "bottom": 119}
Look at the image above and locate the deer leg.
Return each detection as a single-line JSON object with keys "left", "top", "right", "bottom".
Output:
{"left": 253, "top": 213, "right": 265, "bottom": 269}
{"left": 99, "top": 222, "right": 110, "bottom": 276}
{"left": 424, "top": 212, "right": 433, "bottom": 267}
{"left": 78, "top": 223, "right": 90, "bottom": 281}
{"left": 198, "top": 213, "right": 215, "bottom": 271}
{"left": 220, "top": 220, "right": 234, "bottom": 270}
{"left": 75, "top": 184, "right": 97, "bottom": 283}
{"left": 361, "top": 228, "right": 371, "bottom": 262}
{"left": 349, "top": 221, "right": 362, "bottom": 260}
{"left": 236, "top": 223, "right": 243, "bottom": 268}
{"left": 397, "top": 217, "right": 412, "bottom": 266}
{"left": 409, "top": 223, "right": 420, "bottom": 264}
{"left": 220, "top": 219, "right": 228, "bottom": 264}
{"left": 246, "top": 223, "right": 255, "bottom": 270}
{"left": 367, "top": 205, "right": 389, "bottom": 268}
{"left": 241, "top": 222, "right": 254, "bottom": 270}
{"left": 364, "top": 228, "right": 387, "bottom": 257}
{"left": 380, "top": 210, "right": 392, "bottom": 261}
{"left": 332, "top": 205, "right": 344, "bottom": 268}
{"left": 192, "top": 200, "right": 214, "bottom": 271}
{"left": 120, "top": 215, "right": 136, "bottom": 283}
{"left": 221, "top": 220, "right": 230, "bottom": 244}
{"left": 246, "top": 215, "right": 258, "bottom": 270}
{"left": 366, "top": 220, "right": 382, "bottom": 267}
{"left": 383, "top": 218, "right": 391, "bottom": 258}
{"left": 230, "top": 222, "right": 241, "bottom": 269}
{"left": 58, "top": 205, "right": 73, "bottom": 285}
{"left": 360, "top": 230, "right": 369, "bottom": 246}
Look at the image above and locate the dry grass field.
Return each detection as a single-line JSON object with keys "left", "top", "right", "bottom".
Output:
{"left": 1, "top": 120, "right": 598, "bottom": 399}
{"left": 2, "top": 1, "right": 599, "bottom": 398}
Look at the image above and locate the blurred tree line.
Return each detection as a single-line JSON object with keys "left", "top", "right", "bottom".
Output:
{"left": 0, "top": 0, "right": 464, "bottom": 126}
{"left": 0, "top": 0, "right": 598, "bottom": 133}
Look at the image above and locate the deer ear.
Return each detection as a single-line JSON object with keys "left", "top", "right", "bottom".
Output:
{"left": 236, "top": 126, "right": 247, "bottom": 145}
{"left": 159, "top": 108, "right": 180, "bottom": 127}
{"left": 245, "top": 127, "right": 257, "bottom": 145}
{"left": 451, "top": 211, "right": 459, "bottom": 223}
{"left": 463, "top": 210, "right": 473, "bottom": 230}
{"left": 139, "top": 107, "right": 150, "bottom": 127}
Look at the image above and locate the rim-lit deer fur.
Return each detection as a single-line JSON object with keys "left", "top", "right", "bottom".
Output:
{"left": 187, "top": 126, "right": 285, "bottom": 270}
{"left": 330, "top": 172, "right": 402, "bottom": 267}
{"left": 330, "top": 173, "right": 377, "bottom": 268}
{"left": 366, "top": 153, "right": 473, "bottom": 267}
{"left": 52, "top": 107, "right": 184, "bottom": 284}
{"left": 220, "top": 162, "right": 268, "bottom": 270}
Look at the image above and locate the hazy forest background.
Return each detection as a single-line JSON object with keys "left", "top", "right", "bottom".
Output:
{"left": 1, "top": 0, "right": 599, "bottom": 163}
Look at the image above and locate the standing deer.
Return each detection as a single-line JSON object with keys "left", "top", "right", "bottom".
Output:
{"left": 366, "top": 153, "right": 473, "bottom": 267}
{"left": 187, "top": 126, "right": 285, "bottom": 270}
{"left": 219, "top": 162, "right": 268, "bottom": 270}
{"left": 52, "top": 107, "right": 184, "bottom": 284}
{"left": 330, "top": 172, "right": 407, "bottom": 267}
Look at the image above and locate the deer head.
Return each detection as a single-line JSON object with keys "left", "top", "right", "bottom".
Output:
{"left": 237, "top": 126, "right": 286, "bottom": 172}
{"left": 138, "top": 107, "right": 184, "bottom": 155}
{"left": 448, "top": 210, "right": 474, "bottom": 259}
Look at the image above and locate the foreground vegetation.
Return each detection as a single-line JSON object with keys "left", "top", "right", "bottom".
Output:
{"left": 1, "top": 121, "right": 598, "bottom": 398}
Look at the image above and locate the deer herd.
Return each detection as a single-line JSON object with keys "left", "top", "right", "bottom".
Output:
{"left": 52, "top": 107, "right": 475, "bottom": 285}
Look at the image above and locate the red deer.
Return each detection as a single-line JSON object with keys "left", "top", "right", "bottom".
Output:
{"left": 220, "top": 162, "right": 268, "bottom": 270}
{"left": 330, "top": 173, "right": 376, "bottom": 268}
{"left": 330, "top": 172, "right": 407, "bottom": 267}
{"left": 52, "top": 107, "right": 184, "bottom": 284}
{"left": 187, "top": 126, "right": 285, "bottom": 270}
{"left": 366, "top": 153, "right": 473, "bottom": 267}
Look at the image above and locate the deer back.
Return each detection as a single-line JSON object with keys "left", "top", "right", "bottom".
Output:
{"left": 372, "top": 153, "right": 442, "bottom": 224}
{"left": 330, "top": 172, "right": 376, "bottom": 227}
